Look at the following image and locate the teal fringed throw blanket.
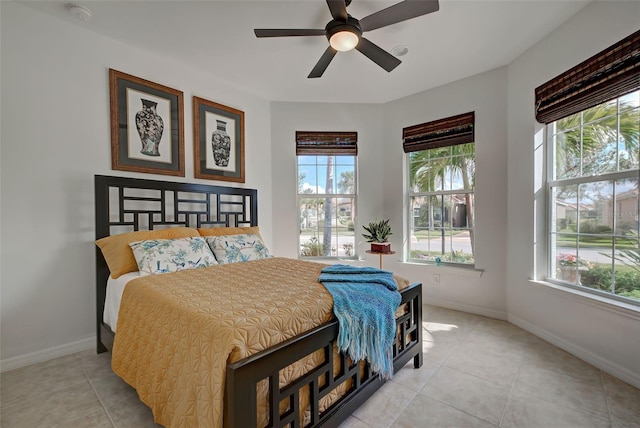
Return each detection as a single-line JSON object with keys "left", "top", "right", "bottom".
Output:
{"left": 318, "top": 264, "right": 401, "bottom": 380}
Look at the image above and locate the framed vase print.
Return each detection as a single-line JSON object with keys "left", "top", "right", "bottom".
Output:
{"left": 109, "top": 69, "right": 185, "bottom": 176}
{"left": 193, "top": 96, "right": 245, "bottom": 183}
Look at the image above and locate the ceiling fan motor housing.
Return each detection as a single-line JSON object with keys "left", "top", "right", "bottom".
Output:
{"left": 325, "top": 16, "right": 362, "bottom": 42}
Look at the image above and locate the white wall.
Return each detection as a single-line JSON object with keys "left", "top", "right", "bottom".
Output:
{"left": 506, "top": 0, "right": 640, "bottom": 388}
{"left": 382, "top": 68, "right": 509, "bottom": 319}
{"left": 0, "top": 2, "right": 272, "bottom": 366}
{"left": 270, "top": 102, "right": 385, "bottom": 259}
{"left": 271, "top": 68, "right": 509, "bottom": 319}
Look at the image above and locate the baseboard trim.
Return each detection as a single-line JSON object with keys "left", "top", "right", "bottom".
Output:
{"left": 508, "top": 314, "right": 640, "bottom": 389}
{"left": 0, "top": 336, "right": 95, "bottom": 373}
{"left": 425, "top": 298, "right": 508, "bottom": 320}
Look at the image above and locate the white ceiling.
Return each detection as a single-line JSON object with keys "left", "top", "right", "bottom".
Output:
{"left": 22, "top": 0, "right": 590, "bottom": 103}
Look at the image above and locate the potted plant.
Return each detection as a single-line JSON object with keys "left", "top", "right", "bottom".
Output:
{"left": 362, "top": 219, "right": 393, "bottom": 253}
{"left": 556, "top": 253, "right": 593, "bottom": 283}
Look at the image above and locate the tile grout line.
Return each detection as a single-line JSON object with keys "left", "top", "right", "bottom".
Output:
{"left": 85, "top": 370, "right": 118, "bottom": 428}
{"left": 497, "top": 354, "right": 525, "bottom": 427}
{"left": 417, "top": 327, "right": 502, "bottom": 427}
{"left": 349, "top": 414, "right": 374, "bottom": 428}
{"left": 382, "top": 381, "right": 420, "bottom": 428}
{"left": 420, "top": 393, "right": 500, "bottom": 427}
{"left": 599, "top": 369, "right": 615, "bottom": 427}
{"left": 512, "top": 363, "right": 612, "bottom": 421}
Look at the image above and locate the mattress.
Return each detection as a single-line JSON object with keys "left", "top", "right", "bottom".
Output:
{"left": 110, "top": 257, "right": 409, "bottom": 427}
{"left": 104, "top": 271, "right": 140, "bottom": 332}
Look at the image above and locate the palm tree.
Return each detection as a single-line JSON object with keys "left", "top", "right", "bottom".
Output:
{"left": 409, "top": 143, "right": 475, "bottom": 257}
{"left": 338, "top": 170, "right": 355, "bottom": 225}
{"left": 323, "top": 156, "right": 334, "bottom": 256}
{"left": 338, "top": 170, "right": 354, "bottom": 194}
{"left": 553, "top": 99, "right": 639, "bottom": 233}
{"left": 555, "top": 100, "right": 639, "bottom": 177}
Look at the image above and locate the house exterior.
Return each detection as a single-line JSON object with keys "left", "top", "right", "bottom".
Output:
{"left": 609, "top": 187, "right": 640, "bottom": 231}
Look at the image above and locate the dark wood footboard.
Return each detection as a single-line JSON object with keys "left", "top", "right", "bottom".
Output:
{"left": 225, "top": 282, "right": 423, "bottom": 428}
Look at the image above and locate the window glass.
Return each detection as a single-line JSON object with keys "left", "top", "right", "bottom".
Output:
{"left": 298, "top": 155, "right": 356, "bottom": 258}
{"left": 408, "top": 145, "right": 475, "bottom": 266}
{"left": 547, "top": 91, "right": 640, "bottom": 304}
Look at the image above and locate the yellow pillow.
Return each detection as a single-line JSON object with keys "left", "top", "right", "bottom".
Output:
{"left": 96, "top": 227, "right": 199, "bottom": 278}
{"left": 197, "top": 226, "right": 261, "bottom": 238}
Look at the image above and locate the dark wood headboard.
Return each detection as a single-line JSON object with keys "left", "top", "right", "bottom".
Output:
{"left": 94, "top": 174, "right": 258, "bottom": 352}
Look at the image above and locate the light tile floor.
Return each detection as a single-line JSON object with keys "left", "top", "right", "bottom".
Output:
{"left": 1, "top": 305, "right": 639, "bottom": 427}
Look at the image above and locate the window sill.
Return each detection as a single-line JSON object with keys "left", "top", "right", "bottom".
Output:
{"left": 400, "top": 261, "right": 484, "bottom": 277}
{"left": 528, "top": 279, "right": 640, "bottom": 320}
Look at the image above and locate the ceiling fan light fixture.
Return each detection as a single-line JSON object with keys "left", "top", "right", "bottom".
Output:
{"left": 329, "top": 30, "right": 359, "bottom": 52}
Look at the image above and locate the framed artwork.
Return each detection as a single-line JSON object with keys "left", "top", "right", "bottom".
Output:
{"left": 109, "top": 69, "right": 185, "bottom": 176}
{"left": 193, "top": 96, "right": 245, "bottom": 183}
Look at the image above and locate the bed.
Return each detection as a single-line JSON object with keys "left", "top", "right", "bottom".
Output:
{"left": 94, "top": 174, "right": 423, "bottom": 427}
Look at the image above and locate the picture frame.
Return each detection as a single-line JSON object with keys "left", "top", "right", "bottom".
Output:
{"left": 109, "top": 69, "right": 185, "bottom": 176}
{"left": 193, "top": 96, "right": 245, "bottom": 183}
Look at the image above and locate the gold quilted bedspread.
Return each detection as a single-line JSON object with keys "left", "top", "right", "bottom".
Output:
{"left": 111, "top": 257, "right": 409, "bottom": 427}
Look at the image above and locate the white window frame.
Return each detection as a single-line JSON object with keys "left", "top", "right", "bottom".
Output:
{"left": 544, "top": 95, "right": 640, "bottom": 306}
{"left": 406, "top": 146, "right": 476, "bottom": 268}
{"left": 297, "top": 155, "right": 357, "bottom": 259}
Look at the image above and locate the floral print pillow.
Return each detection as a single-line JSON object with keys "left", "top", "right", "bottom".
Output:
{"left": 129, "top": 237, "right": 217, "bottom": 276}
{"left": 205, "top": 234, "right": 272, "bottom": 265}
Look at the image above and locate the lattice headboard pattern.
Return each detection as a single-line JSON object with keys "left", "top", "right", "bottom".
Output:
{"left": 94, "top": 175, "right": 258, "bottom": 351}
{"left": 95, "top": 175, "right": 257, "bottom": 238}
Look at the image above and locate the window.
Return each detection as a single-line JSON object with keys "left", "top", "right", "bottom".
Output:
{"left": 536, "top": 30, "right": 640, "bottom": 304}
{"left": 546, "top": 92, "right": 639, "bottom": 302}
{"left": 404, "top": 112, "right": 476, "bottom": 266}
{"left": 296, "top": 131, "right": 357, "bottom": 258}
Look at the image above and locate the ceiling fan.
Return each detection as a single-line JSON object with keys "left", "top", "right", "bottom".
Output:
{"left": 254, "top": 0, "right": 439, "bottom": 78}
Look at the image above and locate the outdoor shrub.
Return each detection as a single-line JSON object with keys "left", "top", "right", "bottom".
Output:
{"left": 614, "top": 270, "right": 640, "bottom": 294}
{"left": 618, "top": 221, "right": 636, "bottom": 235}
{"left": 580, "top": 266, "right": 612, "bottom": 291}
{"left": 300, "top": 237, "right": 324, "bottom": 257}
{"left": 595, "top": 225, "right": 614, "bottom": 234}
{"left": 342, "top": 242, "right": 354, "bottom": 256}
{"left": 578, "top": 221, "right": 611, "bottom": 234}
{"left": 581, "top": 265, "right": 640, "bottom": 296}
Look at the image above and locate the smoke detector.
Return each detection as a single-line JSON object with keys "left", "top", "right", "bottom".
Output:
{"left": 67, "top": 4, "right": 92, "bottom": 22}
{"left": 391, "top": 45, "right": 409, "bottom": 57}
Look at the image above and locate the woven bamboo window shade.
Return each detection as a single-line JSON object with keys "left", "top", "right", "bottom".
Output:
{"left": 402, "top": 112, "right": 475, "bottom": 153}
{"left": 295, "top": 131, "right": 358, "bottom": 155}
{"left": 535, "top": 30, "right": 640, "bottom": 124}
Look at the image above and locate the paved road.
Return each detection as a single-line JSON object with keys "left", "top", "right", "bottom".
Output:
{"left": 301, "top": 232, "right": 623, "bottom": 264}
{"left": 410, "top": 231, "right": 621, "bottom": 264}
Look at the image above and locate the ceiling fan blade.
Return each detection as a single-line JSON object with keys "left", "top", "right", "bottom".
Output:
{"left": 326, "top": 0, "right": 348, "bottom": 22}
{"left": 308, "top": 47, "right": 338, "bottom": 78}
{"left": 355, "top": 37, "right": 401, "bottom": 72}
{"left": 359, "top": 0, "right": 439, "bottom": 32}
{"left": 254, "top": 29, "right": 326, "bottom": 38}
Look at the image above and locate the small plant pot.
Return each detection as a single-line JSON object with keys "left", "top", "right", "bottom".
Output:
{"left": 371, "top": 242, "right": 391, "bottom": 253}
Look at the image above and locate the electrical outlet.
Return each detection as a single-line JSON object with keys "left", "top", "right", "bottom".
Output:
{"left": 433, "top": 274, "right": 440, "bottom": 283}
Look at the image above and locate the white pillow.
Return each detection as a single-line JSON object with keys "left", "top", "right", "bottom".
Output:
{"left": 129, "top": 237, "right": 217, "bottom": 276}
{"left": 205, "top": 233, "right": 272, "bottom": 265}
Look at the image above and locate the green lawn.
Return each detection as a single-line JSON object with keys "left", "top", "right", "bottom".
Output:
{"left": 414, "top": 230, "right": 468, "bottom": 239}
{"left": 556, "top": 236, "right": 638, "bottom": 249}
